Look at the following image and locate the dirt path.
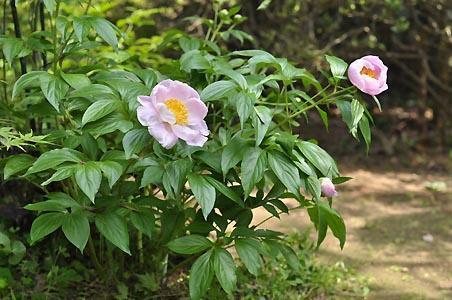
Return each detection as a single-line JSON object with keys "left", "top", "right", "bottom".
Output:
{"left": 254, "top": 167, "right": 452, "bottom": 299}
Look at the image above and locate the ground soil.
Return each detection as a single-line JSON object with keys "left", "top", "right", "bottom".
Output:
{"left": 254, "top": 155, "right": 452, "bottom": 299}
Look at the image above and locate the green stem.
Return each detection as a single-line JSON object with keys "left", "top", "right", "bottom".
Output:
{"left": 87, "top": 237, "right": 104, "bottom": 276}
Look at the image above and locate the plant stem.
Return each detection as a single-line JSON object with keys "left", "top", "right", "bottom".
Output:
{"left": 9, "top": 0, "right": 26, "bottom": 75}
{"left": 52, "top": 0, "right": 61, "bottom": 74}
{"left": 39, "top": 2, "right": 47, "bottom": 68}
{"left": 87, "top": 236, "right": 104, "bottom": 276}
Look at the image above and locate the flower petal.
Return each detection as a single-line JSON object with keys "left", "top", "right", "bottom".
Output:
{"left": 137, "top": 103, "right": 159, "bottom": 126}
{"left": 172, "top": 124, "right": 208, "bottom": 147}
{"left": 185, "top": 98, "right": 208, "bottom": 124}
{"left": 148, "top": 122, "right": 178, "bottom": 149}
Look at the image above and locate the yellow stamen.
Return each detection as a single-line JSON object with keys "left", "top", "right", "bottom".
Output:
{"left": 165, "top": 98, "right": 188, "bottom": 125}
{"left": 360, "top": 66, "right": 377, "bottom": 79}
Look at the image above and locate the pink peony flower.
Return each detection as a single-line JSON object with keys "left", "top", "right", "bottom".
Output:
{"left": 320, "top": 177, "right": 338, "bottom": 197}
{"left": 137, "top": 79, "right": 209, "bottom": 149}
{"left": 347, "top": 55, "right": 388, "bottom": 96}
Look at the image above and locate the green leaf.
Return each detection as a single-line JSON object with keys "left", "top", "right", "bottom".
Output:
{"left": 319, "top": 202, "right": 346, "bottom": 249}
{"left": 241, "top": 147, "right": 266, "bottom": 197}
{"left": 307, "top": 205, "right": 327, "bottom": 248}
{"left": 167, "top": 235, "right": 212, "bottom": 254}
{"left": 280, "top": 245, "right": 300, "bottom": 271}
{"left": 8, "top": 240, "right": 26, "bottom": 265}
{"left": 62, "top": 211, "right": 90, "bottom": 253}
{"left": 99, "top": 161, "right": 123, "bottom": 188}
{"left": 179, "top": 37, "right": 200, "bottom": 52}
{"left": 332, "top": 176, "right": 353, "bottom": 184}
{"left": 24, "top": 200, "right": 67, "bottom": 212}
{"left": 201, "top": 80, "right": 237, "bottom": 102}
{"left": 297, "top": 141, "right": 339, "bottom": 177}
{"left": 2, "top": 37, "right": 23, "bottom": 64}
{"left": 306, "top": 175, "right": 321, "bottom": 200}
{"left": 42, "top": 165, "right": 76, "bottom": 186}
{"left": 204, "top": 176, "right": 243, "bottom": 206}
{"left": 40, "top": 74, "right": 69, "bottom": 112}
{"left": 359, "top": 115, "right": 371, "bottom": 151}
{"left": 235, "top": 92, "right": 255, "bottom": 129}
{"left": 122, "top": 129, "right": 149, "bottom": 159}
{"left": 180, "top": 50, "right": 210, "bottom": 72}
{"left": 42, "top": 0, "right": 56, "bottom": 12}
{"left": 68, "top": 84, "right": 115, "bottom": 100}
{"left": 95, "top": 212, "right": 130, "bottom": 254}
{"left": 26, "top": 148, "right": 85, "bottom": 175}
{"left": 213, "top": 248, "right": 237, "bottom": 295}
{"left": 189, "top": 250, "right": 214, "bottom": 300}
{"left": 214, "top": 62, "right": 247, "bottom": 89}
{"left": 12, "top": 71, "right": 47, "bottom": 99}
{"left": 268, "top": 152, "right": 301, "bottom": 196}
{"left": 130, "top": 210, "right": 154, "bottom": 237}
{"left": 73, "top": 16, "right": 91, "bottom": 42}
{"left": 61, "top": 73, "right": 91, "bottom": 90}
{"left": 75, "top": 162, "right": 102, "bottom": 203}
{"left": 82, "top": 98, "right": 121, "bottom": 125}
{"left": 325, "top": 55, "right": 348, "bottom": 79}
{"left": 188, "top": 174, "right": 216, "bottom": 219}
{"left": 4, "top": 154, "right": 35, "bottom": 179}
{"left": 30, "top": 212, "right": 64, "bottom": 243}
{"left": 89, "top": 17, "right": 119, "bottom": 48}
{"left": 252, "top": 106, "right": 272, "bottom": 146}
{"left": 221, "top": 136, "right": 248, "bottom": 176}
{"left": 140, "top": 165, "right": 164, "bottom": 187}
{"left": 84, "top": 113, "right": 133, "bottom": 137}
{"left": 235, "top": 239, "right": 262, "bottom": 276}
{"left": 349, "top": 99, "right": 365, "bottom": 137}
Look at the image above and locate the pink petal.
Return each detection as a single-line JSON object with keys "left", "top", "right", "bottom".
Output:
{"left": 172, "top": 124, "right": 208, "bottom": 147}
{"left": 185, "top": 98, "right": 208, "bottom": 124}
{"left": 156, "top": 103, "right": 176, "bottom": 124}
{"left": 148, "top": 121, "right": 178, "bottom": 149}
{"left": 192, "top": 120, "right": 210, "bottom": 136}
{"left": 137, "top": 103, "right": 159, "bottom": 126}
{"left": 348, "top": 60, "right": 366, "bottom": 91}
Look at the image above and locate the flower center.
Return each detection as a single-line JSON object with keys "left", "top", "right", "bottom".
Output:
{"left": 360, "top": 66, "right": 377, "bottom": 79}
{"left": 165, "top": 98, "right": 188, "bottom": 125}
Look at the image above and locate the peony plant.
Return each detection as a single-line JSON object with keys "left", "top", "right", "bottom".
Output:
{"left": 1, "top": 2, "right": 387, "bottom": 298}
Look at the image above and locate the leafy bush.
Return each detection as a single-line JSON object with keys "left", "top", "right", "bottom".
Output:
{"left": 1, "top": 1, "right": 385, "bottom": 298}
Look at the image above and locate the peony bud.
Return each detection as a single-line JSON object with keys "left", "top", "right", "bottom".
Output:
{"left": 320, "top": 177, "right": 338, "bottom": 197}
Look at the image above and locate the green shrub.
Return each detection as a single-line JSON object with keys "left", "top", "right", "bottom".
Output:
{"left": 0, "top": 1, "right": 385, "bottom": 298}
